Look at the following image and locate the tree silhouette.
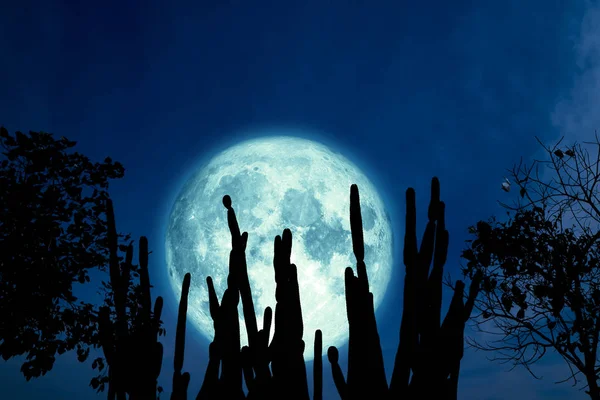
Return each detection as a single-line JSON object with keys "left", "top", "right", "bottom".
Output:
{"left": 0, "top": 127, "right": 128, "bottom": 380}
{"left": 462, "top": 207, "right": 600, "bottom": 399}
{"left": 499, "top": 134, "right": 600, "bottom": 237}
{"left": 463, "top": 134, "right": 600, "bottom": 399}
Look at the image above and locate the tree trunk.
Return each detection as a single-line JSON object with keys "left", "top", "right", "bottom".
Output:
{"left": 585, "top": 372, "right": 600, "bottom": 400}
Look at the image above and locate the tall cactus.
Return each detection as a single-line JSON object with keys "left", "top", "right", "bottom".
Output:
{"left": 195, "top": 195, "right": 322, "bottom": 400}
{"left": 171, "top": 273, "right": 191, "bottom": 400}
{"left": 313, "top": 329, "right": 323, "bottom": 400}
{"left": 97, "top": 178, "right": 479, "bottom": 400}
{"left": 196, "top": 195, "right": 246, "bottom": 400}
{"left": 326, "top": 184, "right": 388, "bottom": 399}
{"left": 98, "top": 199, "right": 164, "bottom": 400}
{"left": 327, "top": 178, "right": 481, "bottom": 400}
{"left": 268, "top": 228, "right": 310, "bottom": 400}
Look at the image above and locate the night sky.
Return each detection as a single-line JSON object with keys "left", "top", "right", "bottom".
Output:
{"left": 1, "top": 1, "right": 598, "bottom": 399}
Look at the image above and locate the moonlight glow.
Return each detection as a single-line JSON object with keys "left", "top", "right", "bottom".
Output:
{"left": 165, "top": 136, "right": 393, "bottom": 360}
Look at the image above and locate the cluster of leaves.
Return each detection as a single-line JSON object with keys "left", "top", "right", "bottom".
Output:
{"left": 0, "top": 127, "right": 128, "bottom": 379}
{"left": 462, "top": 205, "right": 600, "bottom": 384}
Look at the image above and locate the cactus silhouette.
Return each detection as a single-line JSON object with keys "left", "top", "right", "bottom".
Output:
{"left": 396, "top": 178, "right": 481, "bottom": 400}
{"left": 325, "top": 184, "right": 387, "bottom": 400}
{"left": 96, "top": 178, "right": 478, "bottom": 400}
{"left": 196, "top": 195, "right": 322, "bottom": 399}
{"left": 196, "top": 195, "right": 245, "bottom": 400}
{"left": 313, "top": 329, "right": 323, "bottom": 400}
{"left": 327, "top": 179, "right": 481, "bottom": 400}
{"left": 171, "top": 272, "right": 191, "bottom": 400}
{"left": 267, "top": 228, "right": 310, "bottom": 400}
{"left": 98, "top": 199, "right": 164, "bottom": 400}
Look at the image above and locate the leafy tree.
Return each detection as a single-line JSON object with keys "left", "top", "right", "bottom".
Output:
{"left": 0, "top": 127, "right": 128, "bottom": 380}
{"left": 462, "top": 135, "right": 600, "bottom": 399}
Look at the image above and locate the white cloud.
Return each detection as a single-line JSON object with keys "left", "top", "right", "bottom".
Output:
{"left": 552, "top": 3, "right": 600, "bottom": 142}
{"left": 504, "top": 2, "right": 600, "bottom": 234}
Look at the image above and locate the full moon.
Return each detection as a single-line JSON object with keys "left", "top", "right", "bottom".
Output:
{"left": 165, "top": 136, "right": 393, "bottom": 360}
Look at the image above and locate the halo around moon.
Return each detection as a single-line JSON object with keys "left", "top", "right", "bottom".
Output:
{"left": 165, "top": 136, "right": 393, "bottom": 360}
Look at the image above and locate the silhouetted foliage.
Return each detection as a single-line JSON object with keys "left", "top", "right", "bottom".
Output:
{"left": 1, "top": 136, "right": 480, "bottom": 400}
{"left": 464, "top": 134, "right": 600, "bottom": 399}
{"left": 0, "top": 127, "right": 128, "bottom": 380}
{"left": 463, "top": 207, "right": 600, "bottom": 399}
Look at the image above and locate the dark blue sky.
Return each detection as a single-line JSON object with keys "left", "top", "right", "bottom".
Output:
{"left": 1, "top": 1, "right": 597, "bottom": 399}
